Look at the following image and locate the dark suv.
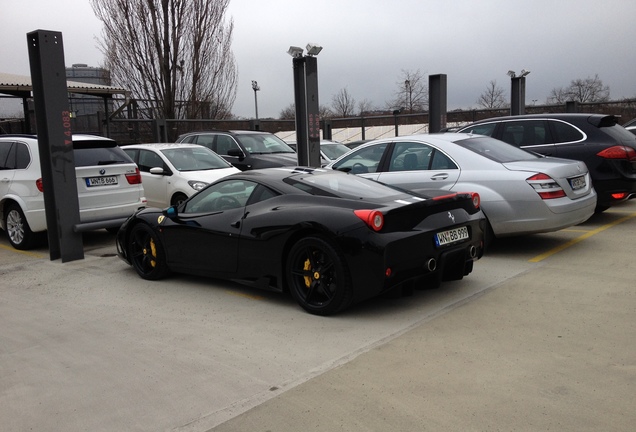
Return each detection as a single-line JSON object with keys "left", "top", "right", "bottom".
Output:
{"left": 176, "top": 130, "right": 298, "bottom": 171}
{"left": 457, "top": 114, "right": 636, "bottom": 211}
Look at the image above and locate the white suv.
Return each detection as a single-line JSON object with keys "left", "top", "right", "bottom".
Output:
{"left": 0, "top": 134, "right": 146, "bottom": 250}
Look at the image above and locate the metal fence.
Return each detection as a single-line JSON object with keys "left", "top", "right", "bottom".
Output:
{"left": 3, "top": 99, "right": 635, "bottom": 144}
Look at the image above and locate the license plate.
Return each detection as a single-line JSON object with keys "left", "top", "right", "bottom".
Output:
{"left": 435, "top": 226, "right": 469, "bottom": 246}
{"left": 569, "top": 175, "right": 586, "bottom": 190}
{"left": 86, "top": 176, "right": 118, "bottom": 187}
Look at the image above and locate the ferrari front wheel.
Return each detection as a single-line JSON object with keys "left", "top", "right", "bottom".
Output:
{"left": 128, "top": 223, "right": 170, "bottom": 280}
{"left": 286, "top": 236, "right": 353, "bottom": 316}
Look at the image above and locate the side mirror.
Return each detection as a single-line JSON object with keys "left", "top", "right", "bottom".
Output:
{"left": 149, "top": 167, "right": 165, "bottom": 175}
{"left": 227, "top": 148, "right": 245, "bottom": 160}
{"left": 164, "top": 206, "right": 178, "bottom": 218}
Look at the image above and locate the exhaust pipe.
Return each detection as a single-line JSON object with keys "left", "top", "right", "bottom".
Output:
{"left": 426, "top": 258, "right": 437, "bottom": 272}
{"left": 469, "top": 245, "right": 477, "bottom": 258}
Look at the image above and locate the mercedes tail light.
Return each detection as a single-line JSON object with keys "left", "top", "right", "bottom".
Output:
{"left": 526, "top": 173, "right": 566, "bottom": 199}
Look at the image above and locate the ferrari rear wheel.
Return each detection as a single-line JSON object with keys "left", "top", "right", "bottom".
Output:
{"left": 128, "top": 223, "right": 170, "bottom": 280}
{"left": 287, "top": 236, "right": 353, "bottom": 316}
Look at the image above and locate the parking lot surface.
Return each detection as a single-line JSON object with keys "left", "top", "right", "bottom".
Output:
{"left": 1, "top": 202, "right": 635, "bottom": 431}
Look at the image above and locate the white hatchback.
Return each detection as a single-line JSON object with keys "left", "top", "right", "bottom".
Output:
{"left": 0, "top": 134, "right": 146, "bottom": 249}
{"left": 122, "top": 143, "right": 240, "bottom": 208}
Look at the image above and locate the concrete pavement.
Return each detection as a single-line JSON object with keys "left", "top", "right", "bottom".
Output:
{"left": 1, "top": 203, "right": 635, "bottom": 432}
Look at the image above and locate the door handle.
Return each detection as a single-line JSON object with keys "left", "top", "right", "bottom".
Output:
{"left": 430, "top": 173, "right": 448, "bottom": 180}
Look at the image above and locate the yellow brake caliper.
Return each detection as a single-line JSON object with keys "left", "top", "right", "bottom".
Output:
{"left": 146, "top": 238, "right": 157, "bottom": 268}
{"left": 303, "top": 258, "right": 312, "bottom": 288}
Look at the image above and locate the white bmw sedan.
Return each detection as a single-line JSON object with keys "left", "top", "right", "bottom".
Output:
{"left": 123, "top": 143, "right": 240, "bottom": 208}
{"left": 326, "top": 133, "right": 597, "bottom": 242}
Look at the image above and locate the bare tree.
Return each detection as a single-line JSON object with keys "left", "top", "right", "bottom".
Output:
{"left": 357, "top": 99, "right": 375, "bottom": 116}
{"left": 477, "top": 80, "right": 507, "bottom": 109}
{"left": 279, "top": 104, "right": 333, "bottom": 120}
{"left": 389, "top": 69, "right": 428, "bottom": 113}
{"left": 547, "top": 74, "right": 610, "bottom": 104}
{"left": 331, "top": 88, "right": 356, "bottom": 117}
{"left": 90, "top": 0, "right": 238, "bottom": 124}
{"left": 279, "top": 103, "right": 296, "bottom": 120}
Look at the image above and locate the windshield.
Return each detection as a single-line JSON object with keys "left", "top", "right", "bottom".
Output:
{"left": 321, "top": 143, "right": 351, "bottom": 160}
{"left": 236, "top": 134, "right": 296, "bottom": 154}
{"left": 454, "top": 136, "right": 541, "bottom": 163}
{"left": 162, "top": 147, "right": 232, "bottom": 171}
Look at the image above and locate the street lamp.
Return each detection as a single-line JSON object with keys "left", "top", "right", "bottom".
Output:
{"left": 508, "top": 69, "right": 530, "bottom": 115}
{"left": 287, "top": 43, "right": 323, "bottom": 168}
{"left": 404, "top": 80, "right": 411, "bottom": 113}
{"left": 251, "top": 80, "right": 260, "bottom": 120}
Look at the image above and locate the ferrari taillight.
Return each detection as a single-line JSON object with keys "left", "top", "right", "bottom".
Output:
{"left": 597, "top": 145, "right": 636, "bottom": 161}
{"left": 468, "top": 192, "right": 480, "bottom": 209}
{"left": 125, "top": 168, "right": 143, "bottom": 185}
{"left": 354, "top": 209, "right": 384, "bottom": 231}
{"left": 526, "top": 173, "right": 566, "bottom": 199}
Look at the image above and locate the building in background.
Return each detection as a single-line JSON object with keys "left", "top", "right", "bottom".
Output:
{"left": 66, "top": 64, "right": 112, "bottom": 117}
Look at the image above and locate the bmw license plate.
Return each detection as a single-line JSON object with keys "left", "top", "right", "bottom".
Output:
{"left": 86, "top": 176, "right": 118, "bottom": 187}
{"left": 569, "top": 175, "right": 586, "bottom": 190}
{"left": 435, "top": 226, "right": 469, "bottom": 247}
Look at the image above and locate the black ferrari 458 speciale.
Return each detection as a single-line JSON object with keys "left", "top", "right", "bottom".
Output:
{"left": 117, "top": 167, "right": 485, "bottom": 315}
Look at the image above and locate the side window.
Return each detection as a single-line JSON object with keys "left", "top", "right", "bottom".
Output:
{"left": 246, "top": 184, "right": 280, "bottom": 205}
{"left": 0, "top": 142, "right": 15, "bottom": 169}
{"left": 216, "top": 135, "right": 240, "bottom": 156}
{"left": 15, "top": 143, "right": 31, "bottom": 169}
{"left": 194, "top": 134, "right": 214, "bottom": 149}
{"left": 183, "top": 179, "right": 257, "bottom": 213}
{"left": 389, "top": 142, "right": 433, "bottom": 172}
{"left": 501, "top": 120, "right": 548, "bottom": 147}
{"left": 138, "top": 149, "right": 165, "bottom": 172}
{"left": 331, "top": 143, "right": 389, "bottom": 173}
{"left": 430, "top": 150, "right": 458, "bottom": 170}
{"left": 464, "top": 123, "right": 496, "bottom": 137}
{"left": 551, "top": 121, "right": 584, "bottom": 143}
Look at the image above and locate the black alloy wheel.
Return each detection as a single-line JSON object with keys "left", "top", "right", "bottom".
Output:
{"left": 287, "top": 236, "right": 353, "bottom": 316}
{"left": 128, "top": 223, "right": 170, "bottom": 280}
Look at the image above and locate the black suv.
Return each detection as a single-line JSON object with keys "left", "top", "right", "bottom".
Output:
{"left": 176, "top": 130, "right": 298, "bottom": 171}
{"left": 457, "top": 114, "right": 636, "bottom": 211}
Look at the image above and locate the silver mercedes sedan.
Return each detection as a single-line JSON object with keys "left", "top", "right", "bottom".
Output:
{"left": 326, "top": 133, "right": 597, "bottom": 242}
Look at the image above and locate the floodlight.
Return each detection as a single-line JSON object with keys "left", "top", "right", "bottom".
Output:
{"left": 287, "top": 46, "right": 304, "bottom": 58}
{"left": 520, "top": 69, "right": 531, "bottom": 77}
{"left": 305, "top": 43, "right": 323, "bottom": 56}
{"left": 507, "top": 70, "right": 516, "bottom": 78}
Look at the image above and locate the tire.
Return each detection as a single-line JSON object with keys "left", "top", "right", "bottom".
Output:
{"left": 170, "top": 193, "right": 188, "bottom": 207}
{"left": 4, "top": 203, "right": 38, "bottom": 250}
{"left": 594, "top": 204, "right": 610, "bottom": 214}
{"left": 286, "top": 236, "right": 353, "bottom": 316}
{"left": 127, "top": 223, "right": 170, "bottom": 280}
{"left": 482, "top": 217, "right": 496, "bottom": 254}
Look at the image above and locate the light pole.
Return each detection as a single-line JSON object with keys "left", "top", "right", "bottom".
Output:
{"left": 251, "top": 80, "right": 260, "bottom": 120}
{"left": 507, "top": 69, "right": 530, "bottom": 115}
{"left": 288, "top": 43, "right": 322, "bottom": 168}
{"left": 404, "top": 79, "right": 411, "bottom": 113}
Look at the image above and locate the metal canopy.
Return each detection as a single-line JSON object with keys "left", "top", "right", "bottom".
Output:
{"left": 0, "top": 71, "right": 127, "bottom": 98}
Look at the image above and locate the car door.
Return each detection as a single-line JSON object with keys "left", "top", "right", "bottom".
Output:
{"left": 0, "top": 141, "right": 17, "bottom": 199}
{"left": 160, "top": 179, "right": 257, "bottom": 274}
{"left": 374, "top": 141, "right": 460, "bottom": 191}
{"left": 136, "top": 149, "right": 170, "bottom": 208}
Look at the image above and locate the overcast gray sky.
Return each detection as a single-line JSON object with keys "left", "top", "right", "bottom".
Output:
{"left": 2, "top": 0, "right": 635, "bottom": 119}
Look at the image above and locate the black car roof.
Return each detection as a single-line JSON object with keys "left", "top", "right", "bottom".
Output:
{"left": 466, "top": 113, "right": 619, "bottom": 126}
